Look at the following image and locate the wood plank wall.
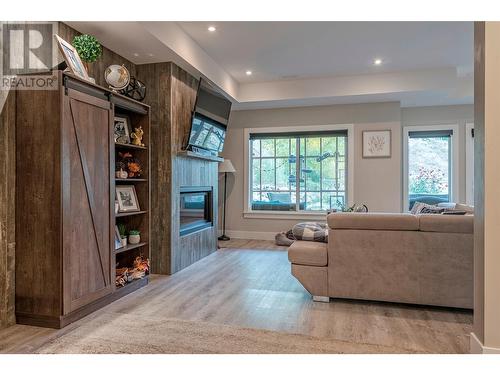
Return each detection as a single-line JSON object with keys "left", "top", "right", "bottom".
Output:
{"left": 0, "top": 90, "right": 16, "bottom": 328}
{"left": 137, "top": 62, "right": 219, "bottom": 274}
{"left": 135, "top": 63, "right": 173, "bottom": 273}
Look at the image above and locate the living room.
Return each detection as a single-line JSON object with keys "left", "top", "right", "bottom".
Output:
{"left": 1, "top": 1, "right": 500, "bottom": 373}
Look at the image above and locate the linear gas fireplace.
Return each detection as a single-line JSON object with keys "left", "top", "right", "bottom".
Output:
{"left": 179, "top": 186, "right": 214, "bottom": 236}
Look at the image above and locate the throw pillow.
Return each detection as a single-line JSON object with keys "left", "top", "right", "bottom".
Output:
{"left": 292, "top": 222, "right": 328, "bottom": 243}
{"left": 411, "top": 201, "right": 444, "bottom": 215}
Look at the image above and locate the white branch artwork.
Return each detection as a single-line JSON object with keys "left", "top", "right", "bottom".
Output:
{"left": 363, "top": 130, "right": 391, "bottom": 158}
{"left": 368, "top": 135, "right": 386, "bottom": 154}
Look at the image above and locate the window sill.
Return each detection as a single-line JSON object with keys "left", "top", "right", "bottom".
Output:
{"left": 243, "top": 210, "right": 328, "bottom": 221}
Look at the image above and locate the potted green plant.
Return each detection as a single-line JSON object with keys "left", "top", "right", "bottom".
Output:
{"left": 128, "top": 229, "right": 141, "bottom": 245}
{"left": 72, "top": 34, "right": 102, "bottom": 78}
{"left": 118, "top": 223, "right": 127, "bottom": 247}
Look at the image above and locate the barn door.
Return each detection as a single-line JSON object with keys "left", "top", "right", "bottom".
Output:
{"left": 62, "top": 88, "right": 113, "bottom": 314}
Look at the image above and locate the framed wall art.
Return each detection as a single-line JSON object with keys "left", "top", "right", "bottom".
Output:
{"left": 362, "top": 130, "right": 391, "bottom": 158}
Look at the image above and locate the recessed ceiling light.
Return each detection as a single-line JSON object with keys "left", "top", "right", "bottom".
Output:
{"left": 374, "top": 58, "right": 382, "bottom": 65}
{"left": 246, "top": 70, "right": 252, "bottom": 76}
{"left": 133, "top": 53, "right": 139, "bottom": 57}
{"left": 208, "top": 26, "right": 216, "bottom": 32}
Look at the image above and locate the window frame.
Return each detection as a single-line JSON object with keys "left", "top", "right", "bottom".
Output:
{"left": 402, "top": 124, "right": 460, "bottom": 212}
{"left": 243, "top": 124, "right": 354, "bottom": 220}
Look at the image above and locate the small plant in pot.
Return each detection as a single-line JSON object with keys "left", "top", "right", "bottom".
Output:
{"left": 128, "top": 230, "right": 141, "bottom": 245}
{"left": 72, "top": 34, "right": 102, "bottom": 80}
{"left": 118, "top": 223, "right": 128, "bottom": 247}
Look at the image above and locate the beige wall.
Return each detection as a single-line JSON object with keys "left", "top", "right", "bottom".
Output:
{"left": 472, "top": 21, "right": 500, "bottom": 352}
{"left": 219, "top": 102, "right": 473, "bottom": 237}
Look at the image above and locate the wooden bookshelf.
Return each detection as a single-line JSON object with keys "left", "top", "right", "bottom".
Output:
{"left": 114, "top": 100, "right": 151, "bottom": 291}
{"left": 116, "top": 178, "right": 148, "bottom": 182}
{"left": 115, "top": 143, "right": 148, "bottom": 151}
{"left": 14, "top": 71, "right": 151, "bottom": 328}
{"left": 115, "top": 242, "right": 148, "bottom": 255}
{"left": 116, "top": 210, "right": 148, "bottom": 218}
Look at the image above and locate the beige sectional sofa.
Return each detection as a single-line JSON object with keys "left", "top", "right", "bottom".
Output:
{"left": 288, "top": 212, "right": 474, "bottom": 309}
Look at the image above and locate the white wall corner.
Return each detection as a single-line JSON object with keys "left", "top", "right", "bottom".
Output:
{"left": 470, "top": 332, "right": 500, "bottom": 354}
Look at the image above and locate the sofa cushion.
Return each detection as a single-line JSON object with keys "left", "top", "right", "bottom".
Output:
{"left": 327, "top": 212, "right": 419, "bottom": 231}
{"left": 418, "top": 214, "right": 473, "bottom": 234}
{"left": 288, "top": 240, "right": 327, "bottom": 266}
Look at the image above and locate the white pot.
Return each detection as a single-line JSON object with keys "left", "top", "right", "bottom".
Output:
{"left": 120, "top": 237, "right": 128, "bottom": 247}
{"left": 129, "top": 234, "right": 140, "bottom": 244}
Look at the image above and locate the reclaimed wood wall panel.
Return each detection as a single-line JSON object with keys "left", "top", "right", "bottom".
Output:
{"left": 137, "top": 62, "right": 219, "bottom": 274}
{"left": 0, "top": 89, "right": 16, "bottom": 328}
{"left": 136, "top": 63, "right": 172, "bottom": 274}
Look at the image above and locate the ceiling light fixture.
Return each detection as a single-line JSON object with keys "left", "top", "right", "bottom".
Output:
{"left": 208, "top": 26, "right": 216, "bottom": 32}
{"left": 374, "top": 58, "right": 382, "bottom": 66}
{"left": 246, "top": 70, "right": 252, "bottom": 76}
{"left": 133, "top": 53, "right": 139, "bottom": 57}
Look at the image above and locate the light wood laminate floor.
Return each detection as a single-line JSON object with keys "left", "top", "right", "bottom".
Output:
{"left": 0, "top": 239, "right": 472, "bottom": 353}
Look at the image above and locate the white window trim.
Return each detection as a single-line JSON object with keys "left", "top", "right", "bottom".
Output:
{"left": 465, "top": 122, "right": 474, "bottom": 206}
{"left": 243, "top": 124, "right": 354, "bottom": 220}
{"left": 402, "top": 124, "right": 460, "bottom": 212}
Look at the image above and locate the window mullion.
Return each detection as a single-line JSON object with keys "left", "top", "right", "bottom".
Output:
{"left": 295, "top": 138, "right": 300, "bottom": 212}
{"left": 320, "top": 137, "right": 323, "bottom": 210}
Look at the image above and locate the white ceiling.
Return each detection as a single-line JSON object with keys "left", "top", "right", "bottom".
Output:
{"left": 65, "top": 21, "right": 473, "bottom": 110}
{"left": 178, "top": 22, "right": 473, "bottom": 83}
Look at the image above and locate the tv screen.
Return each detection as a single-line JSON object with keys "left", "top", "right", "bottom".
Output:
{"left": 188, "top": 112, "right": 227, "bottom": 152}
{"left": 186, "top": 79, "right": 232, "bottom": 153}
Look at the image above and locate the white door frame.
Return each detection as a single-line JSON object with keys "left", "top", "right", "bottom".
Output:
{"left": 402, "top": 124, "right": 460, "bottom": 212}
{"left": 465, "top": 122, "right": 474, "bottom": 206}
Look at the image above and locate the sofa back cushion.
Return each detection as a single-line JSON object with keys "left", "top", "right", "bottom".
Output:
{"left": 418, "top": 214, "right": 474, "bottom": 234}
{"left": 327, "top": 212, "right": 419, "bottom": 231}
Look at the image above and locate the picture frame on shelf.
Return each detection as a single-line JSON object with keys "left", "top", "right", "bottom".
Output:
{"left": 362, "top": 130, "right": 391, "bottom": 158}
{"left": 114, "top": 225, "right": 123, "bottom": 249}
{"left": 54, "top": 34, "right": 90, "bottom": 81}
{"left": 114, "top": 115, "right": 132, "bottom": 144}
{"left": 116, "top": 185, "right": 140, "bottom": 213}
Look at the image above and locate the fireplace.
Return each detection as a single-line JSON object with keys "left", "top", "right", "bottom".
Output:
{"left": 179, "top": 186, "right": 213, "bottom": 236}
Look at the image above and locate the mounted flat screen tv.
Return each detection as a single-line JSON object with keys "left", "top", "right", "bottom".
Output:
{"left": 186, "top": 78, "right": 232, "bottom": 154}
{"left": 188, "top": 112, "right": 227, "bottom": 153}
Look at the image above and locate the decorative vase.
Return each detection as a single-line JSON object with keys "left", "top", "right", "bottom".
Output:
{"left": 120, "top": 237, "right": 128, "bottom": 247}
{"left": 129, "top": 234, "right": 140, "bottom": 245}
{"left": 116, "top": 169, "right": 128, "bottom": 179}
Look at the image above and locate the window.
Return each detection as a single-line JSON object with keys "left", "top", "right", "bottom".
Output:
{"left": 465, "top": 123, "right": 474, "bottom": 205}
{"left": 403, "top": 125, "right": 459, "bottom": 211}
{"left": 246, "top": 127, "right": 351, "bottom": 214}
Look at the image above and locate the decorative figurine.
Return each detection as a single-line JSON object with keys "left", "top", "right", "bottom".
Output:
{"left": 131, "top": 126, "right": 145, "bottom": 147}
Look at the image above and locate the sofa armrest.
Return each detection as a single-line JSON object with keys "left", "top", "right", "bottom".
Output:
{"left": 327, "top": 212, "right": 419, "bottom": 231}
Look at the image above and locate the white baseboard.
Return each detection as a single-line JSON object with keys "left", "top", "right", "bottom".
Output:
{"left": 218, "top": 230, "right": 276, "bottom": 241}
{"left": 470, "top": 332, "right": 500, "bottom": 354}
